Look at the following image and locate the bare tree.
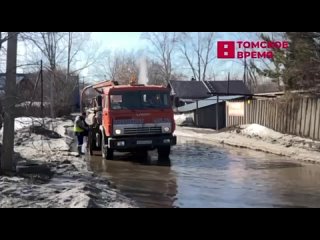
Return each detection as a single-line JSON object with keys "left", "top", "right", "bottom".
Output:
{"left": 142, "top": 32, "right": 178, "bottom": 84}
{"left": 1, "top": 32, "right": 18, "bottom": 172}
{"left": 0, "top": 32, "right": 3, "bottom": 73}
{"left": 178, "top": 32, "right": 215, "bottom": 81}
{"left": 0, "top": 32, "right": 2, "bottom": 50}
{"left": 66, "top": 32, "right": 72, "bottom": 81}
{"left": 96, "top": 49, "right": 188, "bottom": 86}
{"left": 0, "top": 32, "right": 10, "bottom": 51}
{"left": 20, "top": 32, "right": 102, "bottom": 116}
{"left": 63, "top": 32, "right": 102, "bottom": 76}
{"left": 147, "top": 59, "right": 165, "bottom": 85}
{"left": 97, "top": 50, "right": 139, "bottom": 84}
{"left": 21, "top": 32, "right": 65, "bottom": 117}
{"left": 0, "top": 33, "right": 10, "bottom": 73}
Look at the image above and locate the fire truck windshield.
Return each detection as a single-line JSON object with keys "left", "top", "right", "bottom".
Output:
{"left": 110, "top": 91, "right": 170, "bottom": 110}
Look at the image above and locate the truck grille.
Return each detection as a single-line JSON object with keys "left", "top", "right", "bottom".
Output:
{"left": 123, "top": 127, "right": 162, "bottom": 135}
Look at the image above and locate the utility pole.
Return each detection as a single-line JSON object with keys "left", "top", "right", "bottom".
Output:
{"left": 216, "top": 95, "right": 219, "bottom": 131}
{"left": 50, "top": 69, "right": 54, "bottom": 118}
{"left": 1, "top": 32, "right": 18, "bottom": 173}
{"left": 77, "top": 75, "right": 80, "bottom": 112}
{"left": 67, "top": 32, "right": 71, "bottom": 82}
{"left": 243, "top": 59, "right": 247, "bottom": 85}
{"left": 40, "top": 60, "right": 44, "bottom": 122}
{"left": 195, "top": 100, "right": 199, "bottom": 126}
{"left": 227, "top": 72, "right": 230, "bottom": 95}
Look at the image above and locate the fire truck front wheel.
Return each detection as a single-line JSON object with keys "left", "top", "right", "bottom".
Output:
{"left": 157, "top": 146, "right": 171, "bottom": 158}
{"left": 102, "top": 132, "right": 114, "bottom": 160}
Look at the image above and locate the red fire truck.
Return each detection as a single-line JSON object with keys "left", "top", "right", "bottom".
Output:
{"left": 82, "top": 79, "right": 176, "bottom": 160}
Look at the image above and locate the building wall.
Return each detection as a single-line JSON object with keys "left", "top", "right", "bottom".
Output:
{"left": 194, "top": 102, "right": 226, "bottom": 129}
{"left": 226, "top": 97, "right": 320, "bottom": 140}
{"left": 17, "top": 79, "right": 34, "bottom": 101}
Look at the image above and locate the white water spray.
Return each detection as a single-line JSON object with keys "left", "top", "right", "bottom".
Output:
{"left": 137, "top": 56, "right": 149, "bottom": 85}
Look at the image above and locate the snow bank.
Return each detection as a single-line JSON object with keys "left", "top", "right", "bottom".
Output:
{"left": 0, "top": 118, "right": 137, "bottom": 208}
{"left": 15, "top": 117, "right": 43, "bottom": 131}
{"left": 16, "top": 101, "right": 50, "bottom": 107}
{"left": 240, "top": 124, "right": 283, "bottom": 139}
{"left": 0, "top": 117, "right": 43, "bottom": 140}
{"left": 1, "top": 117, "right": 72, "bottom": 135}
{"left": 174, "top": 113, "right": 194, "bottom": 126}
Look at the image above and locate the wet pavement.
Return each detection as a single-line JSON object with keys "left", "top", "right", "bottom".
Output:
{"left": 87, "top": 137, "right": 320, "bottom": 208}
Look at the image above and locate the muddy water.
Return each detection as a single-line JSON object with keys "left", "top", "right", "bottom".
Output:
{"left": 87, "top": 137, "right": 320, "bottom": 208}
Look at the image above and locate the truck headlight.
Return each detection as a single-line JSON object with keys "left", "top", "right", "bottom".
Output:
{"left": 163, "top": 127, "right": 170, "bottom": 133}
{"left": 115, "top": 129, "right": 121, "bottom": 135}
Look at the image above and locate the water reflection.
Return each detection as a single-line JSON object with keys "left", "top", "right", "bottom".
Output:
{"left": 87, "top": 137, "right": 320, "bottom": 208}
{"left": 88, "top": 152, "right": 178, "bottom": 208}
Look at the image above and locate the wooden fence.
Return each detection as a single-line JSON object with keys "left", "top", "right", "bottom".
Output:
{"left": 226, "top": 97, "right": 320, "bottom": 140}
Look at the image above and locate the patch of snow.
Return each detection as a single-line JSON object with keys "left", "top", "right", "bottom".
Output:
{"left": 0, "top": 117, "right": 42, "bottom": 141}
{"left": 0, "top": 118, "right": 137, "bottom": 208}
{"left": 16, "top": 101, "right": 50, "bottom": 108}
{"left": 15, "top": 117, "right": 43, "bottom": 131}
{"left": 240, "top": 124, "right": 283, "bottom": 139}
{"left": 108, "top": 202, "right": 135, "bottom": 208}
{"left": 174, "top": 113, "right": 194, "bottom": 126}
{"left": 55, "top": 119, "right": 73, "bottom": 137}
{"left": 175, "top": 125, "right": 320, "bottom": 164}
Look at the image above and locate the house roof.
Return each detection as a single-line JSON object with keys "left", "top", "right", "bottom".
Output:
{"left": 204, "top": 80, "right": 252, "bottom": 95}
{"left": 177, "top": 95, "right": 244, "bottom": 112}
{"left": 0, "top": 73, "right": 27, "bottom": 90}
{"left": 168, "top": 80, "right": 209, "bottom": 99}
{"left": 169, "top": 80, "right": 252, "bottom": 99}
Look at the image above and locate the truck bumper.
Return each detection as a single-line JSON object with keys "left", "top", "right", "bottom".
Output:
{"left": 107, "top": 134, "right": 177, "bottom": 150}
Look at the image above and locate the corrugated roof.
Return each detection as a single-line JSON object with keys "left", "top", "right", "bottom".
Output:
{"left": 204, "top": 80, "right": 252, "bottom": 95}
{"left": 169, "top": 80, "right": 209, "bottom": 99}
{"left": 177, "top": 95, "right": 244, "bottom": 112}
{"left": 169, "top": 80, "right": 251, "bottom": 100}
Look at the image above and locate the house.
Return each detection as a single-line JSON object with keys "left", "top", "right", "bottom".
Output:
{"left": 168, "top": 80, "right": 209, "bottom": 107}
{"left": 177, "top": 95, "right": 246, "bottom": 129}
{"left": 168, "top": 80, "right": 251, "bottom": 108}
{"left": 25, "top": 71, "right": 81, "bottom": 114}
{"left": 169, "top": 80, "right": 252, "bottom": 129}
{"left": 0, "top": 73, "right": 34, "bottom": 99}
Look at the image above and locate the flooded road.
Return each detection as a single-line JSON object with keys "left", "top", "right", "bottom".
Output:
{"left": 87, "top": 137, "right": 320, "bottom": 208}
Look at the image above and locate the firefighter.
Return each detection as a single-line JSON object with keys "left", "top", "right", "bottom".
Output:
{"left": 74, "top": 112, "right": 89, "bottom": 155}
